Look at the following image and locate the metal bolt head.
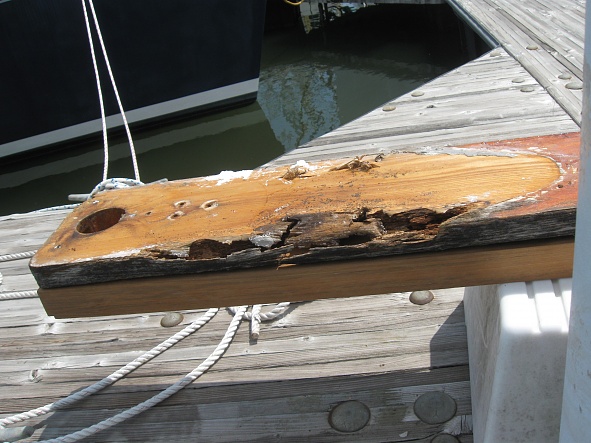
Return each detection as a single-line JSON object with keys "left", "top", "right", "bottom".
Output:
{"left": 329, "top": 400, "right": 371, "bottom": 432}
{"left": 565, "top": 81, "right": 583, "bottom": 90}
{"left": 409, "top": 290, "right": 434, "bottom": 305}
{"left": 414, "top": 391, "right": 457, "bottom": 424}
{"left": 382, "top": 104, "right": 397, "bottom": 112}
{"left": 431, "top": 434, "right": 460, "bottom": 443}
{"left": 160, "top": 312, "right": 184, "bottom": 327}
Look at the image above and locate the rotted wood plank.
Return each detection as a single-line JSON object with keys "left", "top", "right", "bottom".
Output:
{"left": 31, "top": 133, "right": 578, "bottom": 317}
{"left": 37, "top": 237, "right": 572, "bottom": 318}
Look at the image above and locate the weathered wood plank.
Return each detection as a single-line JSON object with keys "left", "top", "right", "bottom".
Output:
{"left": 37, "top": 237, "right": 572, "bottom": 317}
{"left": 272, "top": 49, "right": 579, "bottom": 165}
{"left": 1, "top": 287, "right": 470, "bottom": 442}
{"left": 3, "top": 376, "right": 472, "bottom": 442}
{"left": 454, "top": 0, "right": 584, "bottom": 123}
{"left": 30, "top": 133, "right": 577, "bottom": 316}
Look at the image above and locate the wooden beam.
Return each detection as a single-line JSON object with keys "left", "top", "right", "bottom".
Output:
{"left": 38, "top": 237, "right": 573, "bottom": 318}
{"left": 30, "top": 133, "right": 579, "bottom": 317}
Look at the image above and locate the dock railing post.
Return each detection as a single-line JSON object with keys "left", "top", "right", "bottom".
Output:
{"left": 559, "top": 1, "right": 591, "bottom": 440}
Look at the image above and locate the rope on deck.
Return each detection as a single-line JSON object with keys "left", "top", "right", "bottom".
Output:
{"left": 0, "top": 302, "right": 292, "bottom": 440}
{"left": 0, "top": 308, "right": 219, "bottom": 430}
{"left": 36, "top": 306, "right": 247, "bottom": 443}
{"left": 0, "top": 251, "right": 39, "bottom": 300}
{"left": 0, "top": 251, "right": 36, "bottom": 262}
{"left": 228, "top": 302, "right": 291, "bottom": 340}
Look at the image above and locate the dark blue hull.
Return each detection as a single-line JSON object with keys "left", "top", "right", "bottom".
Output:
{"left": 0, "top": 0, "right": 267, "bottom": 158}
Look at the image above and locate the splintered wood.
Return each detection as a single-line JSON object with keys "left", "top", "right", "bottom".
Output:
{"left": 31, "top": 133, "right": 578, "bottom": 317}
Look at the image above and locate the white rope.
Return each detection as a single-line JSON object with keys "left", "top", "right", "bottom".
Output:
{"left": 228, "top": 302, "right": 291, "bottom": 339}
{"left": 89, "top": 177, "right": 144, "bottom": 198}
{"left": 82, "top": 0, "right": 141, "bottom": 182}
{"left": 0, "top": 308, "right": 219, "bottom": 429}
{"left": 81, "top": 0, "right": 109, "bottom": 182}
{"left": 229, "top": 302, "right": 291, "bottom": 321}
{"left": 0, "top": 291, "right": 38, "bottom": 300}
{"left": 250, "top": 304, "right": 262, "bottom": 339}
{"left": 33, "top": 204, "right": 80, "bottom": 213}
{"left": 35, "top": 306, "right": 247, "bottom": 443}
{"left": 0, "top": 251, "right": 39, "bottom": 300}
{"left": 0, "top": 251, "right": 36, "bottom": 262}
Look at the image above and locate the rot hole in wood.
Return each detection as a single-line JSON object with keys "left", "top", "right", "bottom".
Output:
{"left": 76, "top": 208, "right": 126, "bottom": 234}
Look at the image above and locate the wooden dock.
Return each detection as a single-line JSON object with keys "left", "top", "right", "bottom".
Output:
{"left": 0, "top": 0, "right": 584, "bottom": 441}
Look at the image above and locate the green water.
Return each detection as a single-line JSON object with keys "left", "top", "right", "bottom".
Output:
{"left": 0, "top": 3, "right": 486, "bottom": 216}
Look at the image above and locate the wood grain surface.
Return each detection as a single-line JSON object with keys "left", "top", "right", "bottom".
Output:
{"left": 30, "top": 133, "right": 578, "bottom": 316}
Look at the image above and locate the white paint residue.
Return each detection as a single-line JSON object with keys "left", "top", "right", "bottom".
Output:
{"left": 204, "top": 170, "right": 253, "bottom": 186}
{"left": 274, "top": 204, "right": 290, "bottom": 212}
{"left": 294, "top": 159, "right": 318, "bottom": 171}
{"left": 103, "top": 247, "right": 153, "bottom": 260}
{"left": 465, "top": 195, "right": 479, "bottom": 202}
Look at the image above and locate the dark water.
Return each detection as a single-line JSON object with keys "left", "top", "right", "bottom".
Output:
{"left": 0, "top": 3, "right": 486, "bottom": 216}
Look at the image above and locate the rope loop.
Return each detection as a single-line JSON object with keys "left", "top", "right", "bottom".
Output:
{"left": 89, "top": 178, "right": 144, "bottom": 198}
{"left": 228, "top": 303, "right": 291, "bottom": 339}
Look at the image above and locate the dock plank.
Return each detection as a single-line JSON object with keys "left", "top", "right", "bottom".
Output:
{"left": 270, "top": 49, "right": 579, "bottom": 165}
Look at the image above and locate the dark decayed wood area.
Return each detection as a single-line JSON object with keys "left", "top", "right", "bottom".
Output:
{"left": 32, "top": 133, "right": 577, "bottom": 317}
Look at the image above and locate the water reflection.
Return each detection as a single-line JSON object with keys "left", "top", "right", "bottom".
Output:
{"left": 0, "top": 3, "right": 485, "bottom": 215}
{"left": 260, "top": 62, "right": 339, "bottom": 150}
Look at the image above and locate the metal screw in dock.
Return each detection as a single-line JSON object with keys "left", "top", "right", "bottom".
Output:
{"left": 328, "top": 400, "right": 371, "bottom": 432}
{"left": 565, "top": 81, "right": 583, "bottom": 90}
{"left": 409, "top": 290, "right": 434, "bottom": 305}
{"left": 160, "top": 312, "right": 184, "bottom": 327}
{"left": 413, "top": 391, "right": 457, "bottom": 424}
{"left": 431, "top": 433, "right": 460, "bottom": 443}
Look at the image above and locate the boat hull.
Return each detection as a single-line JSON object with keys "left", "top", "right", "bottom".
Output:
{"left": 0, "top": 0, "right": 267, "bottom": 158}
